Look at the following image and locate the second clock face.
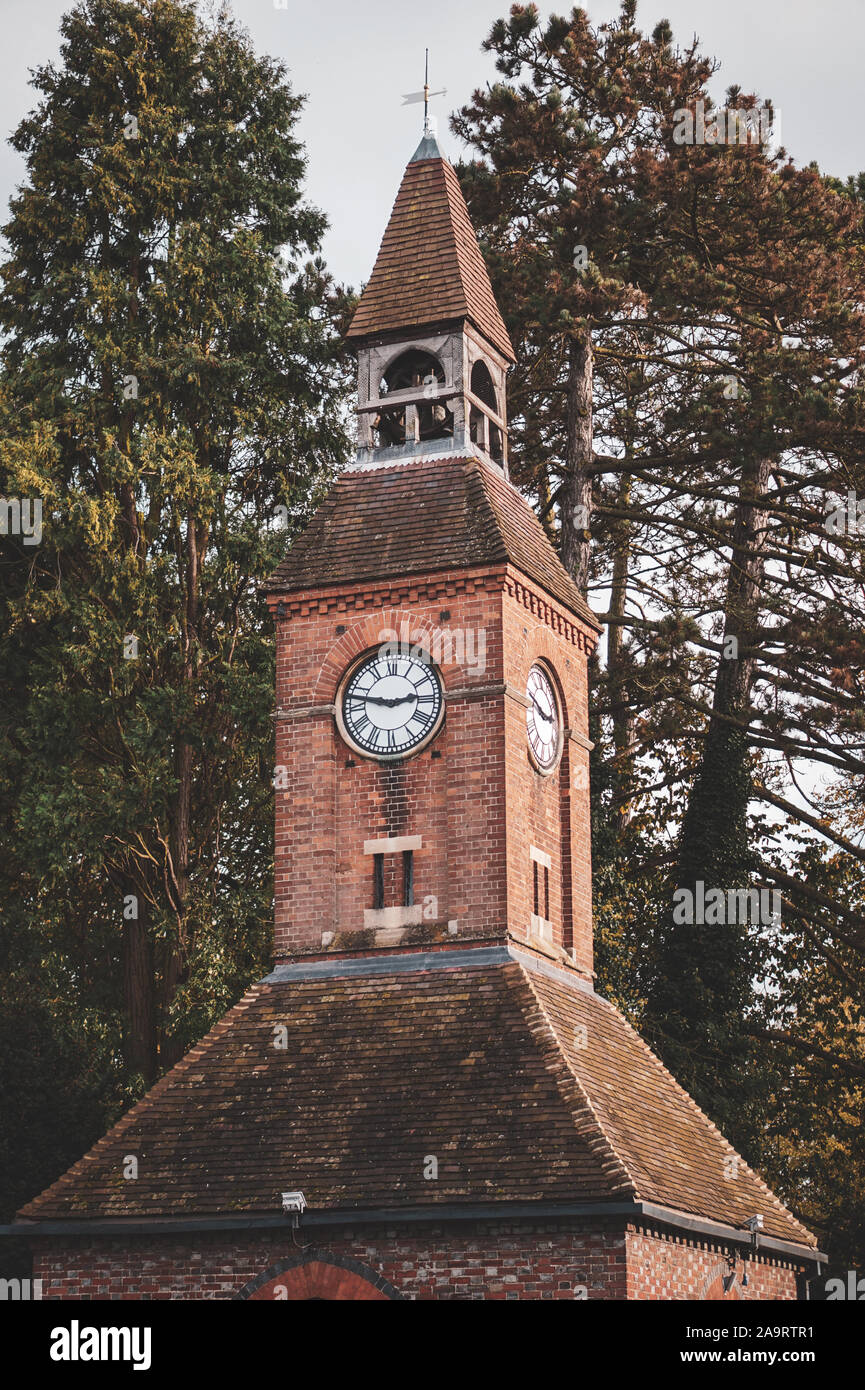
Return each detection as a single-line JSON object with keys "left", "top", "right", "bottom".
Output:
{"left": 341, "top": 650, "right": 444, "bottom": 759}
{"left": 526, "top": 663, "right": 561, "bottom": 772}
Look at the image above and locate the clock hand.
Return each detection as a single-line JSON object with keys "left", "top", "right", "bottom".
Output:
{"left": 351, "top": 694, "right": 417, "bottom": 708}
{"left": 531, "top": 698, "right": 553, "bottom": 723}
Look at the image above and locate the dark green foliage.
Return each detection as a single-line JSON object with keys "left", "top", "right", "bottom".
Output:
{"left": 0, "top": 0, "right": 352, "bottom": 1219}
{"left": 457, "top": 1, "right": 865, "bottom": 1264}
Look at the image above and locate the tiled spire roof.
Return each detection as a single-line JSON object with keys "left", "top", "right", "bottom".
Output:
{"left": 346, "top": 150, "right": 515, "bottom": 363}
{"left": 263, "top": 455, "right": 599, "bottom": 632}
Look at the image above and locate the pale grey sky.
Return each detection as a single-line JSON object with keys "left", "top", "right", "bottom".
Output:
{"left": 2, "top": 0, "right": 863, "bottom": 288}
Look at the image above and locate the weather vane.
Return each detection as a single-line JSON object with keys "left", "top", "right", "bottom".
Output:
{"left": 402, "top": 49, "right": 446, "bottom": 136}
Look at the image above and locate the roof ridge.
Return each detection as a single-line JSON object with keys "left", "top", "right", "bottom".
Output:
{"left": 462, "top": 456, "right": 511, "bottom": 562}
{"left": 589, "top": 991, "right": 816, "bottom": 1246}
{"left": 440, "top": 160, "right": 515, "bottom": 361}
{"left": 17, "top": 982, "right": 268, "bottom": 1220}
{"left": 344, "top": 453, "right": 479, "bottom": 478}
{"left": 510, "top": 964, "right": 639, "bottom": 1200}
{"left": 474, "top": 458, "right": 600, "bottom": 630}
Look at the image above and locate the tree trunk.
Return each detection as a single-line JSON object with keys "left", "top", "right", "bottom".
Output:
{"left": 560, "top": 328, "right": 594, "bottom": 593}
{"left": 677, "top": 452, "right": 772, "bottom": 887}
{"left": 710, "top": 453, "right": 773, "bottom": 727}
{"left": 122, "top": 894, "right": 157, "bottom": 1085}
{"left": 651, "top": 453, "right": 773, "bottom": 1141}
{"left": 607, "top": 471, "right": 634, "bottom": 830}
{"left": 160, "top": 510, "right": 208, "bottom": 1068}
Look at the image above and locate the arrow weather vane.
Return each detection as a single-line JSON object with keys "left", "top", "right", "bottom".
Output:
{"left": 402, "top": 48, "right": 446, "bottom": 135}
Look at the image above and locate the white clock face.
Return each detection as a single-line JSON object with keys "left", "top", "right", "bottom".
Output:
{"left": 526, "top": 664, "right": 561, "bottom": 771}
{"left": 340, "top": 650, "right": 444, "bottom": 759}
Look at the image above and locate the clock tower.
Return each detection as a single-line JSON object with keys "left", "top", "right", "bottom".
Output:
{"left": 264, "top": 125, "right": 600, "bottom": 979}
{"left": 18, "top": 127, "right": 823, "bottom": 1302}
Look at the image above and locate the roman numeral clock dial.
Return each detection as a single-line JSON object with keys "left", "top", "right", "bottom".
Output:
{"left": 526, "top": 663, "right": 561, "bottom": 773}
{"left": 338, "top": 651, "right": 444, "bottom": 759}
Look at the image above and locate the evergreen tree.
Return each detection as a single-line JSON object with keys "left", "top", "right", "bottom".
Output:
{"left": 455, "top": 0, "right": 865, "bottom": 1254}
{"left": 0, "top": 0, "right": 352, "bottom": 1110}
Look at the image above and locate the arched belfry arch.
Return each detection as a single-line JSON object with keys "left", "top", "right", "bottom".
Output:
{"left": 376, "top": 340, "right": 446, "bottom": 385}
{"left": 235, "top": 1250, "right": 403, "bottom": 1301}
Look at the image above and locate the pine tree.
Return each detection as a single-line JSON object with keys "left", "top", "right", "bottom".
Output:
{"left": 455, "top": 0, "right": 865, "bottom": 1244}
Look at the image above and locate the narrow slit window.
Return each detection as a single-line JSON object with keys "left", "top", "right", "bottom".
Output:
{"left": 403, "top": 850, "right": 414, "bottom": 907}
{"left": 533, "top": 860, "right": 539, "bottom": 917}
{"left": 373, "top": 853, "right": 384, "bottom": 910}
{"left": 544, "top": 866, "right": 550, "bottom": 921}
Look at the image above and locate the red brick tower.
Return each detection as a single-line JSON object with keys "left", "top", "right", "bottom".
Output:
{"left": 15, "top": 130, "right": 823, "bottom": 1301}
{"left": 266, "top": 130, "right": 598, "bottom": 977}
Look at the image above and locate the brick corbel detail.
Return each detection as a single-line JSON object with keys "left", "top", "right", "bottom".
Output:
{"left": 503, "top": 569, "right": 598, "bottom": 655}
{"left": 267, "top": 566, "right": 507, "bottom": 623}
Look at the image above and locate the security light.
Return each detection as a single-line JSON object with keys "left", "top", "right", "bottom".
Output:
{"left": 281, "top": 1190, "right": 307, "bottom": 1215}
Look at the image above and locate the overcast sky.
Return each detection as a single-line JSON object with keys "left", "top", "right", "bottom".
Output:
{"left": 2, "top": 0, "right": 863, "bottom": 288}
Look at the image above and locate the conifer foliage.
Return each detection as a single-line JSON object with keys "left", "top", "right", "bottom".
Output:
{"left": 456, "top": 1, "right": 865, "bottom": 1263}
{"left": 0, "top": 0, "right": 351, "bottom": 1223}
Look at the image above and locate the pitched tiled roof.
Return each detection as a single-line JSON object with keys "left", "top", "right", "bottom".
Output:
{"left": 346, "top": 154, "right": 515, "bottom": 363}
{"left": 18, "top": 950, "right": 814, "bottom": 1247}
{"left": 525, "top": 967, "right": 813, "bottom": 1242}
{"left": 264, "top": 456, "right": 599, "bottom": 631}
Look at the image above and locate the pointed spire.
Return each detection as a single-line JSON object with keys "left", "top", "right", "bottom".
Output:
{"left": 347, "top": 147, "right": 515, "bottom": 363}
{"left": 409, "top": 125, "right": 445, "bottom": 163}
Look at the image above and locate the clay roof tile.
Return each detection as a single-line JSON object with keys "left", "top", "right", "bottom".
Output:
{"left": 15, "top": 953, "right": 816, "bottom": 1249}
{"left": 264, "top": 455, "right": 599, "bottom": 632}
{"left": 347, "top": 155, "right": 515, "bottom": 363}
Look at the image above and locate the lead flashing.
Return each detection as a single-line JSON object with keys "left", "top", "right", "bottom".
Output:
{"left": 263, "top": 944, "right": 510, "bottom": 984}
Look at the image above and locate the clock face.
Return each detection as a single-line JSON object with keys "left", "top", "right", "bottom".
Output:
{"left": 526, "top": 664, "right": 561, "bottom": 772}
{"left": 340, "top": 650, "right": 444, "bottom": 759}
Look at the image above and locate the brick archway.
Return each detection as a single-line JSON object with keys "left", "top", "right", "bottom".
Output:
{"left": 236, "top": 1250, "right": 402, "bottom": 1301}
{"left": 313, "top": 609, "right": 442, "bottom": 705}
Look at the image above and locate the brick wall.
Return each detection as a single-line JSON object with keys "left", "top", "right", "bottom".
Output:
{"left": 626, "top": 1226, "right": 801, "bottom": 1300}
{"left": 269, "top": 565, "right": 596, "bottom": 970}
{"left": 32, "top": 1220, "right": 805, "bottom": 1300}
{"left": 501, "top": 575, "right": 594, "bottom": 978}
{"left": 272, "top": 576, "right": 507, "bottom": 960}
{"left": 34, "top": 1221, "right": 626, "bottom": 1301}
